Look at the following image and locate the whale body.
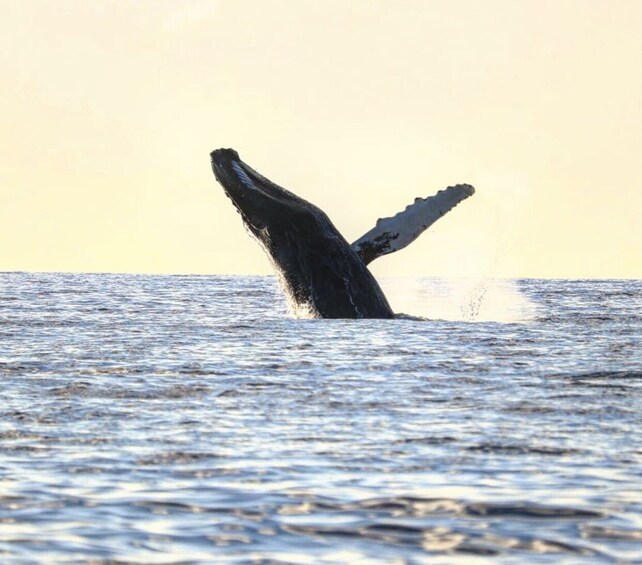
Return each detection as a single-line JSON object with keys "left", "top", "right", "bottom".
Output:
{"left": 210, "top": 148, "right": 474, "bottom": 319}
{"left": 211, "top": 149, "right": 394, "bottom": 318}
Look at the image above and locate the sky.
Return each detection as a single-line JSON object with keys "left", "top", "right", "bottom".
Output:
{"left": 1, "top": 0, "right": 641, "bottom": 279}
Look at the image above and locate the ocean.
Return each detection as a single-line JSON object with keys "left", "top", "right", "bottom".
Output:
{"left": 1, "top": 273, "right": 641, "bottom": 563}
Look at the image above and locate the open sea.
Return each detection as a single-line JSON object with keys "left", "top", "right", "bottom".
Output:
{"left": 1, "top": 272, "right": 641, "bottom": 563}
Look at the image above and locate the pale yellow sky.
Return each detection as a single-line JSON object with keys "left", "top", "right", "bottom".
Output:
{"left": 1, "top": 0, "right": 640, "bottom": 278}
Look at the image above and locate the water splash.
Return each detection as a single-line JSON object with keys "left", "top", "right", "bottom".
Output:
{"left": 381, "top": 277, "right": 539, "bottom": 323}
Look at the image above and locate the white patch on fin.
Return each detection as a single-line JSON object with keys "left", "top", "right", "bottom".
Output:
{"left": 351, "top": 184, "right": 475, "bottom": 264}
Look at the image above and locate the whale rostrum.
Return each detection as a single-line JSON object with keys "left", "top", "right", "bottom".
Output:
{"left": 210, "top": 148, "right": 474, "bottom": 319}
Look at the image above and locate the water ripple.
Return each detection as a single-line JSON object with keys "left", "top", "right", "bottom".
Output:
{"left": 0, "top": 273, "right": 641, "bottom": 562}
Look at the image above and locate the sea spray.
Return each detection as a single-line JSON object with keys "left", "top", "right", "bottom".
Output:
{"left": 380, "top": 277, "right": 539, "bottom": 323}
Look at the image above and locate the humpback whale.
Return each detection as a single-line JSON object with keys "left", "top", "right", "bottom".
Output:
{"left": 210, "top": 148, "right": 474, "bottom": 319}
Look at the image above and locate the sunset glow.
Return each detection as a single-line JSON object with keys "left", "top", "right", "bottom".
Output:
{"left": 2, "top": 0, "right": 640, "bottom": 278}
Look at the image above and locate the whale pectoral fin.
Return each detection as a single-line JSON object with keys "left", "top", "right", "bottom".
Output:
{"left": 350, "top": 184, "right": 475, "bottom": 265}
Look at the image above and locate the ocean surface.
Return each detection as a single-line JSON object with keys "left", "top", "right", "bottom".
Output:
{"left": 1, "top": 273, "right": 641, "bottom": 563}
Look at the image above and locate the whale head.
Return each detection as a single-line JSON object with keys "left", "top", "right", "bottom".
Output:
{"left": 210, "top": 148, "right": 329, "bottom": 236}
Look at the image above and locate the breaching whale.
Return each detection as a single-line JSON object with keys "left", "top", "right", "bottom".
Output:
{"left": 210, "top": 148, "right": 474, "bottom": 319}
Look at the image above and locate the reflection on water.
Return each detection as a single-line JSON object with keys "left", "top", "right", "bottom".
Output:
{"left": 0, "top": 273, "right": 641, "bottom": 562}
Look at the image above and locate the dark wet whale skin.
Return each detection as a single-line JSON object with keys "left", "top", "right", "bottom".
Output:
{"left": 211, "top": 149, "right": 394, "bottom": 319}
